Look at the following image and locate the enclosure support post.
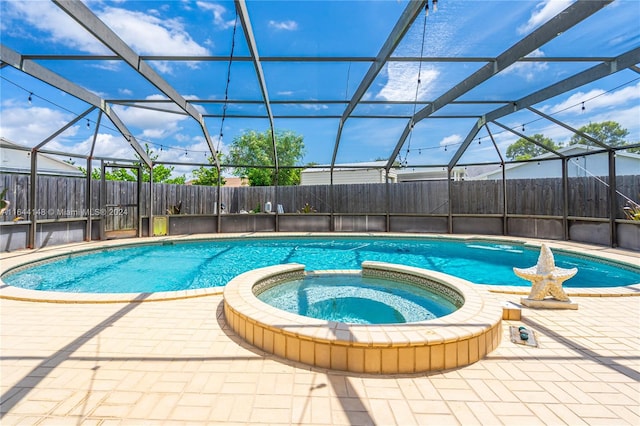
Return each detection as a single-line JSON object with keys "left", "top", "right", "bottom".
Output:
{"left": 502, "top": 163, "right": 508, "bottom": 236}
{"left": 385, "top": 170, "right": 390, "bottom": 232}
{"left": 608, "top": 150, "right": 617, "bottom": 247}
{"left": 148, "top": 167, "right": 153, "bottom": 238}
{"left": 275, "top": 174, "right": 280, "bottom": 232}
{"left": 216, "top": 172, "right": 222, "bottom": 233}
{"left": 447, "top": 167, "right": 453, "bottom": 234}
{"left": 86, "top": 157, "right": 92, "bottom": 241}
{"left": 100, "top": 160, "right": 106, "bottom": 241}
{"left": 329, "top": 170, "right": 335, "bottom": 232}
{"left": 562, "top": 158, "right": 569, "bottom": 241}
{"left": 28, "top": 150, "right": 37, "bottom": 249}
{"left": 137, "top": 167, "right": 142, "bottom": 238}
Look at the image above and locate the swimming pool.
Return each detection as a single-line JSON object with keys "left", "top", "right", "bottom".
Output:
{"left": 2, "top": 236, "right": 639, "bottom": 293}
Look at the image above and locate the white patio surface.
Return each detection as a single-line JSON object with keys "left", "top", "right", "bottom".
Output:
{"left": 1, "top": 236, "right": 639, "bottom": 425}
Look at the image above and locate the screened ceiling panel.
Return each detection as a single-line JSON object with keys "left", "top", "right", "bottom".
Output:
{"left": 366, "top": 61, "right": 488, "bottom": 103}
{"left": 262, "top": 62, "right": 357, "bottom": 101}
{"left": 335, "top": 118, "right": 410, "bottom": 164}
{"left": 1, "top": 0, "right": 638, "bottom": 174}
{"left": 246, "top": 1, "right": 406, "bottom": 57}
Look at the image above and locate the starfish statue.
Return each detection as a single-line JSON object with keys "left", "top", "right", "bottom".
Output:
{"left": 513, "top": 244, "right": 577, "bottom": 302}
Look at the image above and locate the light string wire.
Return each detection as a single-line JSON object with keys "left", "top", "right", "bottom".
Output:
{"left": 216, "top": 7, "right": 239, "bottom": 156}
{"left": 400, "top": 4, "right": 429, "bottom": 167}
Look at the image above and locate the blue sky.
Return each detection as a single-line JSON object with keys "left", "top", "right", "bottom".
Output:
{"left": 1, "top": 0, "right": 639, "bottom": 178}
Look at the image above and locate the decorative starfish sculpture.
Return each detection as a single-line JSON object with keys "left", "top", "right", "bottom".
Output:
{"left": 513, "top": 244, "right": 577, "bottom": 302}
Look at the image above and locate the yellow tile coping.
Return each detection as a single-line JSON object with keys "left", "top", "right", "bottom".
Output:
{"left": 223, "top": 261, "right": 504, "bottom": 374}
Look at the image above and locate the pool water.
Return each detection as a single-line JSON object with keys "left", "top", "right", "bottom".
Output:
{"left": 3, "top": 237, "right": 639, "bottom": 293}
{"left": 256, "top": 274, "right": 459, "bottom": 324}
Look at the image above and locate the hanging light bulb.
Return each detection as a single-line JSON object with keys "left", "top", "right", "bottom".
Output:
{"left": 581, "top": 102, "right": 586, "bottom": 111}
{"left": 28, "top": 93, "right": 33, "bottom": 104}
{"left": 86, "top": 119, "right": 90, "bottom": 129}
{"left": 522, "top": 124, "right": 525, "bottom": 132}
{"left": 433, "top": 0, "right": 438, "bottom": 12}
{"left": 160, "top": 145, "right": 163, "bottom": 151}
{"left": 444, "top": 145, "right": 447, "bottom": 152}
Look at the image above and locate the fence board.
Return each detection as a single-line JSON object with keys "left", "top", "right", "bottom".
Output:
{"left": 1, "top": 174, "right": 638, "bottom": 222}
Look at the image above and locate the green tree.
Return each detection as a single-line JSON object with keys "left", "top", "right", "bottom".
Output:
{"left": 569, "top": 121, "right": 637, "bottom": 152}
{"left": 80, "top": 144, "right": 186, "bottom": 184}
{"left": 191, "top": 154, "right": 226, "bottom": 186}
{"left": 227, "top": 129, "right": 305, "bottom": 186}
{"left": 506, "top": 134, "right": 560, "bottom": 161}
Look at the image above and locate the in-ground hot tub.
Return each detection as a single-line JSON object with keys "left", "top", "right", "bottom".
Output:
{"left": 223, "top": 261, "right": 503, "bottom": 374}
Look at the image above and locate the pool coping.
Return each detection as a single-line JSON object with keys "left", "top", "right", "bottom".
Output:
{"left": 1, "top": 232, "right": 638, "bottom": 303}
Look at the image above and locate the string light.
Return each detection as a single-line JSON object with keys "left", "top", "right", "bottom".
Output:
{"left": 86, "top": 119, "right": 90, "bottom": 129}
{"left": 28, "top": 93, "right": 32, "bottom": 104}
{"left": 581, "top": 102, "right": 586, "bottom": 111}
{"left": 522, "top": 124, "right": 525, "bottom": 132}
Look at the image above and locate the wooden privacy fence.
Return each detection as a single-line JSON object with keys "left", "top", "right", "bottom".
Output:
{"left": 1, "top": 174, "right": 638, "bottom": 222}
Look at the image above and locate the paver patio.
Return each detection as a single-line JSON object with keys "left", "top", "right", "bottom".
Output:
{"left": 1, "top": 237, "right": 639, "bottom": 425}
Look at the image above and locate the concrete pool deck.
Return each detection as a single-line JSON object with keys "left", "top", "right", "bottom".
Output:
{"left": 1, "top": 233, "right": 639, "bottom": 424}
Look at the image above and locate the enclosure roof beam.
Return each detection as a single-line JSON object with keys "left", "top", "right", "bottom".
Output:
{"left": 491, "top": 120, "right": 565, "bottom": 158}
{"left": 387, "top": 0, "right": 613, "bottom": 171}
{"left": 21, "top": 54, "right": 619, "bottom": 63}
{"left": 526, "top": 106, "right": 610, "bottom": 150}
{"left": 235, "top": 0, "right": 278, "bottom": 170}
{"left": 52, "top": 0, "right": 219, "bottom": 169}
{"left": 446, "top": 46, "right": 639, "bottom": 170}
{"left": 0, "top": 44, "right": 151, "bottom": 167}
{"left": 331, "top": 0, "right": 427, "bottom": 168}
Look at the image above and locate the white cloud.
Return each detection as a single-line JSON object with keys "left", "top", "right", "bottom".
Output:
{"left": 99, "top": 7, "right": 209, "bottom": 73}
{"left": 4, "top": 1, "right": 110, "bottom": 54}
{"left": 0, "top": 106, "right": 75, "bottom": 146}
{"left": 269, "top": 20, "right": 298, "bottom": 31}
{"left": 376, "top": 64, "right": 439, "bottom": 101}
{"left": 112, "top": 98, "right": 189, "bottom": 140}
{"left": 518, "top": 1, "right": 573, "bottom": 34}
{"left": 197, "top": 2, "right": 236, "bottom": 29}
{"left": 501, "top": 62, "right": 549, "bottom": 82}
{"left": 4, "top": 2, "right": 210, "bottom": 74}
{"left": 439, "top": 134, "right": 463, "bottom": 148}
{"left": 300, "top": 104, "right": 329, "bottom": 111}
{"left": 541, "top": 83, "right": 640, "bottom": 116}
